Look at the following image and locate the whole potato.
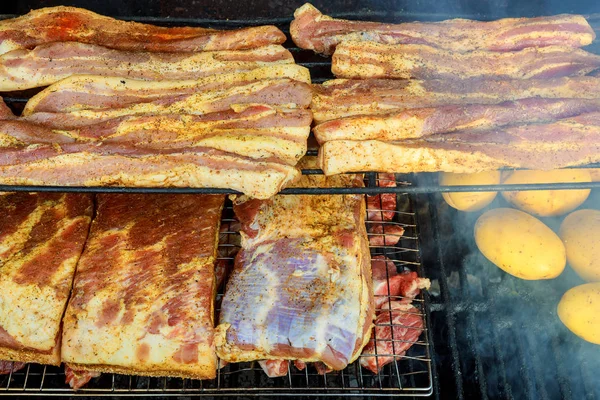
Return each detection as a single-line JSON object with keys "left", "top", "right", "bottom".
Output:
{"left": 557, "top": 282, "right": 600, "bottom": 344}
{"left": 501, "top": 169, "right": 591, "bottom": 217}
{"left": 560, "top": 209, "right": 600, "bottom": 282}
{"left": 440, "top": 171, "right": 500, "bottom": 212}
{"left": 587, "top": 168, "right": 600, "bottom": 182}
{"left": 475, "top": 208, "right": 566, "bottom": 280}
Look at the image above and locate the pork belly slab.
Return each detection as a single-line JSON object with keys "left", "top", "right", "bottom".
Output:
{"left": 216, "top": 169, "right": 374, "bottom": 370}
{"left": 0, "top": 42, "right": 293, "bottom": 91}
{"left": 332, "top": 42, "right": 600, "bottom": 80}
{"left": 313, "top": 98, "right": 600, "bottom": 142}
{"left": 62, "top": 194, "right": 224, "bottom": 379}
{"left": 0, "top": 193, "right": 93, "bottom": 365}
{"left": 22, "top": 65, "right": 310, "bottom": 114}
{"left": 311, "top": 77, "right": 600, "bottom": 123}
{"left": 318, "top": 112, "right": 600, "bottom": 175}
{"left": 291, "top": 3, "right": 594, "bottom": 56}
{"left": 0, "top": 6, "right": 285, "bottom": 55}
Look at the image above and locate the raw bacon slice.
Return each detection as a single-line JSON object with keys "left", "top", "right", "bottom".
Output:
{"left": 0, "top": 361, "right": 25, "bottom": 375}
{"left": 311, "top": 77, "right": 600, "bottom": 123}
{"left": 0, "top": 144, "right": 300, "bottom": 199}
{"left": 258, "top": 360, "right": 289, "bottom": 378}
{"left": 61, "top": 194, "right": 224, "bottom": 380}
{"left": 371, "top": 256, "right": 431, "bottom": 309}
{"left": 62, "top": 106, "right": 311, "bottom": 165}
{"left": 333, "top": 42, "right": 600, "bottom": 80}
{"left": 24, "top": 79, "right": 312, "bottom": 128}
{"left": 64, "top": 365, "right": 101, "bottom": 390}
{"left": 0, "top": 42, "right": 293, "bottom": 91}
{"left": 0, "top": 6, "right": 285, "bottom": 55}
{"left": 216, "top": 164, "right": 374, "bottom": 370}
{"left": 23, "top": 65, "right": 310, "bottom": 114}
{"left": 360, "top": 302, "right": 424, "bottom": 374}
{"left": 290, "top": 4, "right": 594, "bottom": 56}
{"left": 318, "top": 112, "right": 600, "bottom": 175}
{"left": 314, "top": 98, "right": 600, "bottom": 142}
{"left": 0, "top": 193, "right": 93, "bottom": 366}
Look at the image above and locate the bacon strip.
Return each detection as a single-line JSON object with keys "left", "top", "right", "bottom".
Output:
{"left": 0, "top": 42, "right": 293, "bottom": 91}
{"left": 0, "top": 6, "right": 285, "bottom": 55}
{"left": 314, "top": 98, "right": 600, "bottom": 142}
{"left": 333, "top": 42, "right": 600, "bottom": 80}
{"left": 318, "top": 112, "right": 600, "bottom": 175}
{"left": 291, "top": 4, "right": 594, "bottom": 56}
{"left": 23, "top": 65, "right": 311, "bottom": 114}
{"left": 24, "top": 79, "right": 312, "bottom": 128}
{"left": 0, "top": 361, "right": 25, "bottom": 375}
{"left": 0, "top": 145, "right": 299, "bottom": 199}
{"left": 312, "top": 77, "right": 600, "bottom": 123}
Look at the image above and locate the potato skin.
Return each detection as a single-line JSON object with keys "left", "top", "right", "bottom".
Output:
{"left": 560, "top": 209, "right": 600, "bottom": 282}
{"left": 501, "top": 169, "right": 591, "bottom": 217}
{"left": 440, "top": 171, "right": 500, "bottom": 212}
{"left": 475, "top": 208, "right": 566, "bottom": 280}
{"left": 557, "top": 282, "right": 600, "bottom": 344}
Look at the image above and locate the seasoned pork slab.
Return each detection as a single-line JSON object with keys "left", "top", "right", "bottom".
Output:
{"left": 0, "top": 42, "right": 293, "bottom": 91}
{"left": 23, "top": 65, "right": 310, "bottom": 114}
{"left": 24, "top": 79, "right": 312, "bottom": 128}
{"left": 332, "top": 42, "right": 600, "bottom": 80}
{"left": 318, "top": 112, "right": 600, "bottom": 174}
{"left": 216, "top": 169, "right": 374, "bottom": 370}
{"left": 312, "top": 77, "right": 600, "bottom": 123}
{"left": 0, "top": 193, "right": 92, "bottom": 365}
{"left": 291, "top": 3, "right": 594, "bottom": 55}
{"left": 0, "top": 6, "right": 285, "bottom": 55}
{"left": 62, "top": 194, "right": 224, "bottom": 379}
{"left": 313, "top": 98, "right": 600, "bottom": 142}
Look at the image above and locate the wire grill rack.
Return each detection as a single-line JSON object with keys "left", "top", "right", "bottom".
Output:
{"left": 0, "top": 175, "right": 433, "bottom": 396}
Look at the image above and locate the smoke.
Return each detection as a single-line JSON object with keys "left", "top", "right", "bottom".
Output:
{"left": 420, "top": 179, "right": 600, "bottom": 399}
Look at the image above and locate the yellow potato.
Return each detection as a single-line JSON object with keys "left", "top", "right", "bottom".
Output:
{"left": 559, "top": 209, "right": 600, "bottom": 282}
{"left": 586, "top": 168, "right": 600, "bottom": 182}
{"left": 501, "top": 169, "right": 591, "bottom": 217}
{"left": 475, "top": 208, "right": 566, "bottom": 280}
{"left": 557, "top": 282, "right": 600, "bottom": 344}
{"left": 440, "top": 171, "right": 500, "bottom": 212}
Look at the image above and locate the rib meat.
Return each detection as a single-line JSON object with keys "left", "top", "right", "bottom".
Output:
{"left": 333, "top": 42, "right": 600, "bottom": 80}
{"left": 64, "top": 365, "right": 101, "bottom": 390}
{"left": 366, "top": 173, "right": 397, "bottom": 221}
{"left": 360, "top": 302, "right": 424, "bottom": 374}
{"left": 314, "top": 98, "right": 600, "bottom": 141}
{"left": 0, "top": 6, "right": 285, "bottom": 55}
{"left": 368, "top": 224, "right": 405, "bottom": 247}
{"left": 291, "top": 4, "right": 594, "bottom": 55}
{"left": 318, "top": 112, "right": 600, "bottom": 175}
{"left": 23, "top": 65, "right": 310, "bottom": 114}
{"left": 216, "top": 164, "right": 373, "bottom": 370}
{"left": 62, "top": 194, "right": 224, "bottom": 380}
{"left": 24, "top": 79, "right": 312, "bottom": 128}
{"left": 0, "top": 42, "right": 293, "bottom": 91}
{"left": 312, "top": 77, "right": 600, "bottom": 123}
{"left": 258, "top": 360, "right": 289, "bottom": 378}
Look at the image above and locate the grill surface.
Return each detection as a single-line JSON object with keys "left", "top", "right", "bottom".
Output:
{"left": 0, "top": 176, "right": 434, "bottom": 396}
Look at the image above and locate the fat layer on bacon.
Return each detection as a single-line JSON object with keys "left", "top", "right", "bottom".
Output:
{"left": 0, "top": 42, "right": 294, "bottom": 91}
{"left": 61, "top": 194, "right": 224, "bottom": 380}
{"left": 291, "top": 3, "right": 594, "bottom": 55}
{"left": 332, "top": 42, "right": 600, "bottom": 80}
{"left": 216, "top": 160, "right": 374, "bottom": 370}
{"left": 0, "top": 6, "right": 285, "bottom": 55}
{"left": 318, "top": 112, "right": 600, "bottom": 175}
{"left": 0, "top": 193, "right": 92, "bottom": 365}
{"left": 23, "top": 65, "right": 311, "bottom": 114}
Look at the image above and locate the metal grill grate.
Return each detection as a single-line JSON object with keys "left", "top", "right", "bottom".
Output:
{"left": 0, "top": 175, "right": 434, "bottom": 396}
